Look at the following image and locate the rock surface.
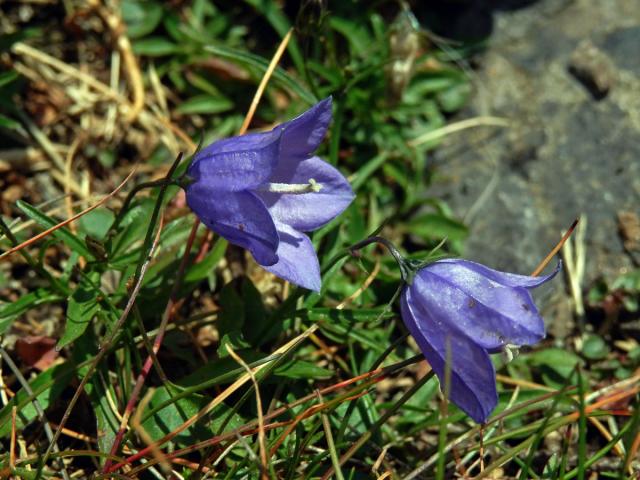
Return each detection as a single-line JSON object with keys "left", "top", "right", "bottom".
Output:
{"left": 430, "top": 0, "right": 640, "bottom": 328}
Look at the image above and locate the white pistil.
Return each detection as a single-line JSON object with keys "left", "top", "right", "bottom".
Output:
{"left": 260, "top": 178, "right": 323, "bottom": 194}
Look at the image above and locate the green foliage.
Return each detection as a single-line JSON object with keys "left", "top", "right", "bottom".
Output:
{"left": 57, "top": 272, "right": 103, "bottom": 348}
{"left": 0, "top": 1, "right": 635, "bottom": 478}
{"left": 0, "top": 362, "right": 75, "bottom": 437}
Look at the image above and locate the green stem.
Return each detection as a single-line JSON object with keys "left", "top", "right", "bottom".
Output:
{"left": 321, "top": 371, "right": 436, "bottom": 480}
{"left": 110, "top": 152, "right": 185, "bottom": 234}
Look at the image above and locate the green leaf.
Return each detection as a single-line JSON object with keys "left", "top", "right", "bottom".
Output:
{"left": 57, "top": 274, "right": 102, "bottom": 349}
{"left": 241, "top": 278, "right": 267, "bottom": 346}
{"left": 73, "top": 330, "right": 120, "bottom": 455}
{"left": 581, "top": 334, "right": 610, "bottom": 360}
{"left": 218, "top": 331, "right": 251, "bottom": 358}
{"left": 612, "top": 269, "right": 640, "bottom": 292}
{"left": 184, "top": 237, "right": 227, "bottom": 283}
{"left": 177, "top": 351, "right": 264, "bottom": 389}
{"left": 319, "top": 321, "right": 389, "bottom": 354}
{"left": 307, "top": 61, "right": 343, "bottom": 89}
{"left": 330, "top": 17, "right": 372, "bottom": 57}
{"left": 406, "top": 213, "right": 469, "bottom": 242}
{"left": 203, "top": 44, "right": 315, "bottom": 105}
{"left": 175, "top": 94, "right": 233, "bottom": 115}
{"left": 217, "top": 282, "right": 245, "bottom": 336}
{"left": 304, "top": 308, "right": 392, "bottom": 323}
{"left": 0, "top": 70, "right": 19, "bottom": 88}
{"left": 186, "top": 71, "right": 225, "bottom": 97}
{"left": 0, "top": 362, "right": 75, "bottom": 437}
{"left": 0, "top": 113, "right": 20, "bottom": 129}
{"left": 242, "top": 0, "right": 304, "bottom": 73}
{"left": 142, "top": 385, "right": 243, "bottom": 443}
{"left": 349, "top": 152, "right": 389, "bottom": 191}
{"left": 16, "top": 200, "right": 94, "bottom": 259}
{"left": 0, "top": 289, "right": 63, "bottom": 335}
{"left": 0, "top": 28, "right": 41, "bottom": 52}
{"left": 77, "top": 208, "right": 115, "bottom": 241}
{"left": 163, "top": 11, "right": 189, "bottom": 43}
{"left": 437, "top": 82, "right": 472, "bottom": 113}
{"left": 121, "top": 0, "right": 164, "bottom": 38}
{"left": 274, "top": 359, "right": 333, "bottom": 380}
{"left": 110, "top": 199, "right": 154, "bottom": 260}
{"left": 405, "top": 74, "right": 459, "bottom": 103}
{"left": 528, "top": 348, "right": 584, "bottom": 380}
{"left": 133, "top": 37, "right": 180, "bottom": 56}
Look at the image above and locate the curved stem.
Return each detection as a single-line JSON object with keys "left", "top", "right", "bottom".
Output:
{"left": 110, "top": 152, "right": 184, "bottom": 234}
{"left": 349, "top": 235, "right": 412, "bottom": 282}
{"left": 320, "top": 370, "right": 436, "bottom": 480}
{"left": 103, "top": 218, "right": 201, "bottom": 471}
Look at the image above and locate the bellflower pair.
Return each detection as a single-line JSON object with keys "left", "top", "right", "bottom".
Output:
{"left": 185, "top": 98, "right": 354, "bottom": 292}
{"left": 400, "top": 258, "right": 559, "bottom": 423}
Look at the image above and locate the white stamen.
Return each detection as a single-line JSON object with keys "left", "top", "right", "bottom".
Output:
{"left": 260, "top": 178, "right": 323, "bottom": 194}
{"left": 502, "top": 344, "right": 520, "bottom": 363}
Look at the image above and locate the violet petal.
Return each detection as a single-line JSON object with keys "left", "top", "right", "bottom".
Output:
{"left": 187, "top": 128, "right": 282, "bottom": 192}
{"left": 411, "top": 265, "right": 546, "bottom": 350}
{"left": 430, "top": 259, "right": 561, "bottom": 289}
{"left": 401, "top": 287, "right": 497, "bottom": 423}
{"left": 257, "top": 156, "right": 355, "bottom": 231}
{"left": 186, "top": 183, "right": 279, "bottom": 266}
{"left": 277, "top": 97, "right": 333, "bottom": 163}
{"left": 261, "top": 221, "right": 321, "bottom": 292}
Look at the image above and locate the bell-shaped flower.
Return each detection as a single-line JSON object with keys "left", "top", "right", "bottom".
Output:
{"left": 185, "top": 97, "right": 354, "bottom": 291}
{"left": 400, "top": 258, "right": 560, "bottom": 423}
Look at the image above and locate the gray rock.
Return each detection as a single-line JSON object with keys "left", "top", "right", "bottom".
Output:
{"left": 429, "top": 0, "right": 640, "bottom": 334}
{"left": 569, "top": 40, "right": 617, "bottom": 99}
{"left": 601, "top": 26, "right": 640, "bottom": 75}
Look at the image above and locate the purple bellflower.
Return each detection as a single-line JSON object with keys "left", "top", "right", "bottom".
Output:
{"left": 400, "top": 258, "right": 560, "bottom": 423}
{"left": 185, "top": 98, "right": 354, "bottom": 292}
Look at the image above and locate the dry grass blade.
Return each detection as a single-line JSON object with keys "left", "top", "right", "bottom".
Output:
{"left": 0, "top": 346, "right": 71, "bottom": 480}
{"left": 104, "top": 213, "right": 199, "bottom": 471}
{"left": 337, "top": 260, "right": 381, "bottom": 310}
{"left": 104, "top": 26, "right": 296, "bottom": 474}
{"left": 239, "top": 28, "right": 293, "bottom": 135}
{"left": 562, "top": 216, "right": 587, "bottom": 318}
{"left": 408, "top": 116, "right": 509, "bottom": 147}
{"left": 10, "top": 406, "right": 16, "bottom": 470}
{"left": 12, "top": 38, "right": 193, "bottom": 157}
{"left": 0, "top": 168, "right": 137, "bottom": 261}
{"left": 126, "top": 372, "right": 384, "bottom": 476}
{"left": 587, "top": 417, "right": 625, "bottom": 458}
{"left": 226, "top": 345, "right": 269, "bottom": 480}
{"left": 130, "top": 388, "right": 172, "bottom": 475}
{"left": 496, "top": 374, "right": 556, "bottom": 393}
{"left": 39, "top": 213, "right": 164, "bottom": 472}
{"left": 108, "top": 325, "right": 321, "bottom": 473}
{"left": 92, "top": 0, "right": 145, "bottom": 123}
{"left": 531, "top": 218, "right": 579, "bottom": 277}
{"left": 473, "top": 385, "right": 640, "bottom": 480}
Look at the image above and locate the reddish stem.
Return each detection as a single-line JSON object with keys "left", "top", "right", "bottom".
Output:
{"left": 107, "top": 367, "right": 386, "bottom": 473}
{"left": 103, "top": 219, "right": 203, "bottom": 471}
